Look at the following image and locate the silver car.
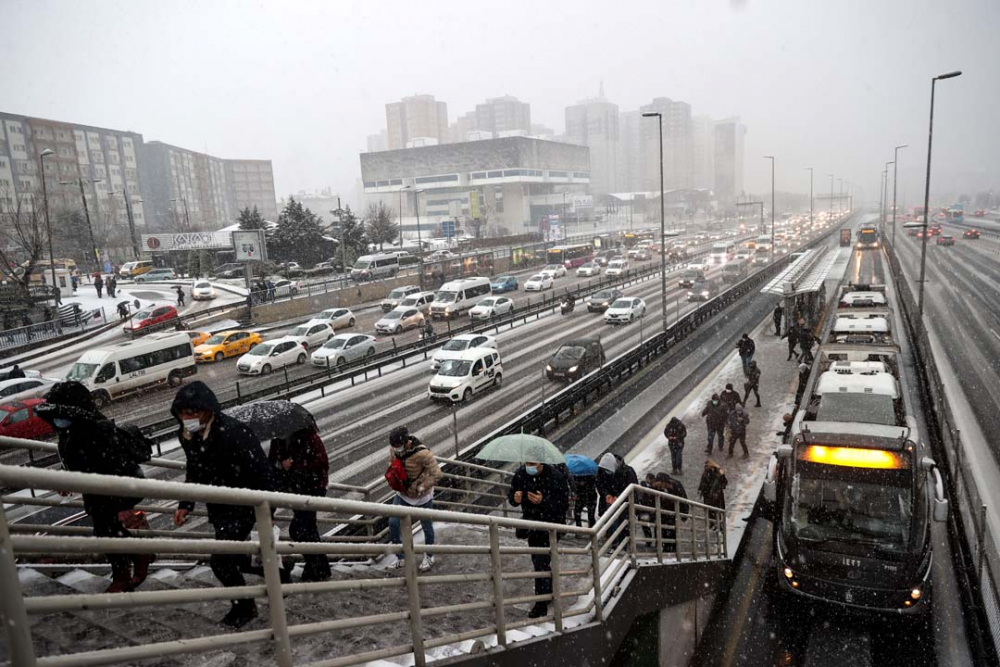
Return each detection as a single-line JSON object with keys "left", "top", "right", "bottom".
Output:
{"left": 311, "top": 334, "right": 377, "bottom": 368}
{"left": 374, "top": 307, "right": 424, "bottom": 335}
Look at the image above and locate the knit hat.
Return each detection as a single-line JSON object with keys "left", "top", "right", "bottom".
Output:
{"left": 389, "top": 426, "right": 410, "bottom": 447}
{"left": 598, "top": 453, "right": 619, "bottom": 473}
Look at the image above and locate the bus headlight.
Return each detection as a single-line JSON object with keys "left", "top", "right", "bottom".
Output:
{"left": 783, "top": 567, "right": 794, "bottom": 580}
{"left": 910, "top": 588, "right": 922, "bottom": 600}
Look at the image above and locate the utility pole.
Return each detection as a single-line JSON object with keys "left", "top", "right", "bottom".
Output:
{"left": 642, "top": 111, "right": 668, "bottom": 334}
{"left": 765, "top": 156, "right": 775, "bottom": 253}
{"left": 805, "top": 167, "right": 813, "bottom": 228}
{"left": 892, "top": 145, "right": 908, "bottom": 245}
{"left": 336, "top": 197, "right": 347, "bottom": 275}
{"left": 39, "top": 150, "right": 58, "bottom": 300}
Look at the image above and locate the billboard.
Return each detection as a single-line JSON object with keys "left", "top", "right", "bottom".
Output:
{"left": 233, "top": 230, "right": 267, "bottom": 262}
{"left": 141, "top": 231, "right": 233, "bottom": 252}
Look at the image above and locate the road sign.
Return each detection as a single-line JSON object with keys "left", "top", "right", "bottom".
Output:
{"left": 442, "top": 220, "right": 456, "bottom": 239}
{"left": 233, "top": 230, "right": 266, "bottom": 262}
{"left": 469, "top": 191, "right": 480, "bottom": 219}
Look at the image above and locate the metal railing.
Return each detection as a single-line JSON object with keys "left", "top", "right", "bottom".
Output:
{"left": 883, "top": 236, "right": 1000, "bottom": 660}
{"left": 0, "top": 462, "right": 727, "bottom": 667}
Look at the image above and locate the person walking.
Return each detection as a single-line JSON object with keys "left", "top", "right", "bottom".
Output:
{"left": 117, "top": 301, "right": 130, "bottom": 321}
{"left": 772, "top": 303, "right": 783, "bottom": 336}
{"left": 108, "top": 275, "right": 118, "bottom": 299}
{"left": 94, "top": 274, "right": 104, "bottom": 299}
{"left": 799, "top": 328, "right": 815, "bottom": 364}
{"left": 171, "top": 381, "right": 276, "bottom": 629}
{"left": 727, "top": 404, "right": 751, "bottom": 458}
{"left": 719, "top": 383, "right": 743, "bottom": 415}
{"left": 702, "top": 394, "right": 728, "bottom": 454}
{"left": 663, "top": 416, "right": 687, "bottom": 474}
{"left": 654, "top": 472, "right": 689, "bottom": 554}
{"left": 508, "top": 450, "right": 569, "bottom": 619}
{"left": 569, "top": 470, "right": 597, "bottom": 528}
{"left": 781, "top": 324, "right": 800, "bottom": 361}
{"left": 269, "top": 423, "right": 332, "bottom": 582}
{"left": 36, "top": 381, "right": 154, "bottom": 594}
{"left": 779, "top": 412, "right": 795, "bottom": 442}
{"left": 736, "top": 333, "right": 756, "bottom": 377}
{"left": 743, "top": 360, "right": 762, "bottom": 407}
{"left": 175, "top": 285, "right": 186, "bottom": 308}
{"left": 698, "top": 460, "right": 728, "bottom": 526}
{"left": 596, "top": 452, "right": 638, "bottom": 548}
{"left": 385, "top": 426, "right": 442, "bottom": 572}
{"left": 8, "top": 364, "right": 25, "bottom": 379}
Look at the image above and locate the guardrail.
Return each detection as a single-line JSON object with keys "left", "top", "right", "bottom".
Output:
{"left": 0, "top": 462, "right": 727, "bottom": 667}
{"left": 883, "top": 236, "right": 1000, "bottom": 662}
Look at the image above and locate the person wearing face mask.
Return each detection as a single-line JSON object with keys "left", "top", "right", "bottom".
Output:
{"left": 701, "top": 394, "right": 728, "bottom": 454}
{"left": 35, "top": 381, "right": 155, "bottom": 594}
{"left": 385, "top": 426, "right": 442, "bottom": 572}
{"left": 170, "top": 381, "right": 275, "bottom": 629}
{"left": 508, "top": 447, "right": 569, "bottom": 619}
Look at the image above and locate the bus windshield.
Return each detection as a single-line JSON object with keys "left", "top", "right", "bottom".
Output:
{"left": 66, "top": 362, "right": 98, "bottom": 381}
{"left": 434, "top": 291, "right": 459, "bottom": 303}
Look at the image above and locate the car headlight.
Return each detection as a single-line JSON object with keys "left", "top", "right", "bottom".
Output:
{"left": 546, "top": 365, "right": 552, "bottom": 372}
{"left": 702, "top": 291, "right": 710, "bottom": 296}
{"left": 687, "top": 292, "right": 693, "bottom": 297}
{"left": 568, "top": 365, "right": 579, "bottom": 373}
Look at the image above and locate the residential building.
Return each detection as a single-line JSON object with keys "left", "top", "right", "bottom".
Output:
{"left": 638, "top": 97, "right": 693, "bottom": 192}
{"left": 360, "top": 136, "right": 591, "bottom": 237}
{"left": 475, "top": 96, "right": 531, "bottom": 135}
{"left": 713, "top": 117, "right": 746, "bottom": 211}
{"left": 692, "top": 115, "right": 715, "bottom": 191}
{"left": 617, "top": 110, "right": 643, "bottom": 192}
{"left": 226, "top": 159, "right": 278, "bottom": 221}
{"left": 385, "top": 94, "right": 449, "bottom": 150}
{"left": 366, "top": 130, "right": 388, "bottom": 153}
{"left": 449, "top": 111, "right": 478, "bottom": 144}
{"left": 530, "top": 123, "right": 555, "bottom": 137}
{"left": 565, "top": 91, "right": 619, "bottom": 195}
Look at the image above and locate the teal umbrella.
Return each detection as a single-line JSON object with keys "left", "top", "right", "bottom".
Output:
{"left": 476, "top": 434, "right": 565, "bottom": 464}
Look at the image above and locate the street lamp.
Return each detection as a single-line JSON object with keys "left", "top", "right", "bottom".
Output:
{"left": 413, "top": 189, "right": 425, "bottom": 252}
{"left": 110, "top": 190, "right": 141, "bottom": 259}
{"left": 642, "top": 111, "right": 668, "bottom": 334}
{"left": 805, "top": 167, "right": 814, "bottom": 227}
{"left": 827, "top": 174, "right": 834, "bottom": 219}
{"left": 38, "top": 149, "right": 58, "bottom": 302}
{"left": 397, "top": 185, "right": 410, "bottom": 248}
{"left": 883, "top": 161, "right": 894, "bottom": 224}
{"left": 918, "top": 70, "right": 962, "bottom": 320}
{"left": 59, "top": 178, "right": 102, "bottom": 272}
{"left": 892, "top": 145, "right": 908, "bottom": 244}
{"left": 764, "top": 156, "right": 775, "bottom": 251}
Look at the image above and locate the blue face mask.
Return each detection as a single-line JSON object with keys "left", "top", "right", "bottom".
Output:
{"left": 525, "top": 465, "right": 539, "bottom": 476}
{"left": 53, "top": 418, "right": 72, "bottom": 430}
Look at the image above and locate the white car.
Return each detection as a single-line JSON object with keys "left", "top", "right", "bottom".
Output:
{"left": 524, "top": 274, "right": 553, "bottom": 291}
{"left": 576, "top": 262, "right": 601, "bottom": 277}
{"left": 311, "top": 308, "right": 356, "bottom": 330}
{"left": 686, "top": 260, "right": 707, "bottom": 272}
{"left": 427, "top": 250, "right": 456, "bottom": 261}
{"left": 431, "top": 334, "right": 498, "bottom": 371}
{"left": 605, "top": 260, "right": 629, "bottom": 277}
{"left": 468, "top": 296, "right": 514, "bottom": 321}
{"left": 286, "top": 321, "right": 334, "bottom": 348}
{"left": 267, "top": 278, "right": 299, "bottom": 298}
{"left": 398, "top": 291, "right": 436, "bottom": 315}
{"left": 0, "top": 377, "right": 58, "bottom": 403}
{"left": 374, "top": 307, "right": 424, "bottom": 335}
{"left": 311, "top": 333, "right": 377, "bottom": 368}
{"left": 542, "top": 264, "right": 567, "bottom": 279}
{"left": 604, "top": 297, "right": 646, "bottom": 325}
{"left": 236, "top": 338, "right": 307, "bottom": 375}
{"left": 628, "top": 248, "right": 651, "bottom": 261}
{"left": 191, "top": 281, "right": 217, "bottom": 301}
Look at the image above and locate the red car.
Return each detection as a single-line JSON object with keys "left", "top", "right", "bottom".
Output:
{"left": 936, "top": 235, "right": 956, "bottom": 246}
{"left": 964, "top": 229, "right": 981, "bottom": 239}
{"left": 0, "top": 399, "right": 54, "bottom": 440}
{"left": 974, "top": 210, "right": 986, "bottom": 217}
{"left": 929, "top": 226, "right": 942, "bottom": 236}
{"left": 123, "top": 305, "right": 179, "bottom": 335}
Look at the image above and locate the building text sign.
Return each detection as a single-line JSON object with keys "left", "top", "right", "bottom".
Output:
{"left": 141, "top": 232, "right": 233, "bottom": 251}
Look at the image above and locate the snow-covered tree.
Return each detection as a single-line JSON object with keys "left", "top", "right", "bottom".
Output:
{"left": 237, "top": 206, "right": 267, "bottom": 231}
{"left": 365, "top": 202, "right": 398, "bottom": 250}
{"left": 270, "top": 197, "right": 328, "bottom": 266}
{"left": 330, "top": 205, "right": 369, "bottom": 269}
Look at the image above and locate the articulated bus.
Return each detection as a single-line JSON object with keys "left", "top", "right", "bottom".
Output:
{"left": 856, "top": 226, "right": 879, "bottom": 249}
{"left": 763, "top": 283, "right": 947, "bottom": 615}
{"left": 547, "top": 243, "right": 594, "bottom": 269}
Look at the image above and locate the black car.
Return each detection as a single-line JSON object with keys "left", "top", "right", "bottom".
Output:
{"left": 586, "top": 288, "right": 623, "bottom": 313}
{"left": 546, "top": 338, "right": 606, "bottom": 382}
{"left": 687, "top": 277, "right": 718, "bottom": 302}
{"left": 212, "top": 263, "right": 245, "bottom": 279}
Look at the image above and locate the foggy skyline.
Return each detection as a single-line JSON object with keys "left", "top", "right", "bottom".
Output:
{"left": 5, "top": 0, "right": 999, "bottom": 210}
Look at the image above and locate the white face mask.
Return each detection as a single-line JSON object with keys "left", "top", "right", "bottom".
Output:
{"left": 182, "top": 418, "right": 204, "bottom": 434}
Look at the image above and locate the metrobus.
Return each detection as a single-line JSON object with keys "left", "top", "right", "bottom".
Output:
{"left": 547, "top": 243, "right": 593, "bottom": 269}
{"left": 710, "top": 242, "right": 737, "bottom": 264}
{"left": 946, "top": 204, "right": 964, "bottom": 224}
{"left": 856, "top": 226, "right": 879, "bottom": 249}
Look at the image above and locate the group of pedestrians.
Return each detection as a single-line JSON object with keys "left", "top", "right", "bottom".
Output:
{"left": 92, "top": 274, "right": 118, "bottom": 299}
{"left": 776, "top": 304, "right": 815, "bottom": 363}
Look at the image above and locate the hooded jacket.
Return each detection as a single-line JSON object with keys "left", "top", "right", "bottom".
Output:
{"left": 595, "top": 452, "right": 638, "bottom": 508}
{"left": 698, "top": 461, "right": 728, "bottom": 509}
{"left": 729, "top": 405, "right": 750, "bottom": 435}
{"left": 663, "top": 417, "right": 687, "bottom": 444}
{"left": 171, "top": 381, "right": 274, "bottom": 519}
{"left": 508, "top": 464, "right": 569, "bottom": 525}
{"left": 746, "top": 363, "right": 761, "bottom": 389}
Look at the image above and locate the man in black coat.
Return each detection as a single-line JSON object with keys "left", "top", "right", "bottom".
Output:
{"left": 736, "top": 333, "right": 756, "bottom": 377}
{"left": 508, "top": 451, "right": 570, "bottom": 619}
{"left": 719, "top": 383, "right": 743, "bottom": 415}
{"left": 782, "top": 325, "right": 800, "bottom": 361}
{"left": 569, "top": 472, "right": 597, "bottom": 528}
{"left": 36, "top": 381, "right": 153, "bottom": 593}
{"left": 773, "top": 304, "right": 783, "bottom": 336}
{"left": 702, "top": 394, "right": 728, "bottom": 454}
{"left": 171, "top": 381, "right": 275, "bottom": 629}
{"left": 663, "top": 417, "right": 687, "bottom": 474}
{"left": 7, "top": 364, "right": 25, "bottom": 379}
{"left": 654, "top": 472, "right": 689, "bottom": 553}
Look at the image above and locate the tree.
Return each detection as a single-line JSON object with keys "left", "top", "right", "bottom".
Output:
{"left": 0, "top": 186, "right": 47, "bottom": 301}
{"left": 331, "top": 205, "right": 369, "bottom": 269}
{"left": 270, "top": 197, "right": 328, "bottom": 266}
{"left": 238, "top": 206, "right": 267, "bottom": 231}
{"left": 365, "top": 202, "right": 398, "bottom": 250}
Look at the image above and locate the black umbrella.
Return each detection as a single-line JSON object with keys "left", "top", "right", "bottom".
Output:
{"left": 223, "top": 400, "right": 316, "bottom": 441}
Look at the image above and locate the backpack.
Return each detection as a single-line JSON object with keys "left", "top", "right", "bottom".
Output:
{"left": 385, "top": 457, "right": 410, "bottom": 493}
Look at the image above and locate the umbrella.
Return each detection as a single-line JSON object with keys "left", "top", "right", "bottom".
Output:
{"left": 223, "top": 400, "right": 316, "bottom": 441}
{"left": 565, "top": 454, "right": 598, "bottom": 476}
{"left": 476, "top": 434, "right": 565, "bottom": 464}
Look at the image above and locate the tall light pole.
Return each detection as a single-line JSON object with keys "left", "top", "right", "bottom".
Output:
{"left": 414, "top": 188, "right": 425, "bottom": 251}
{"left": 59, "top": 178, "right": 102, "bottom": 272}
{"left": 845, "top": 181, "right": 854, "bottom": 213}
{"left": 918, "top": 70, "right": 962, "bottom": 320}
{"left": 111, "top": 190, "right": 140, "bottom": 259}
{"left": 764, "top": 156, "right": 775, "bottom": 251}
{"left": 891, "top": 145, "right": 908, "bottom": 245}
{"left": 38, "top": 149, "right": 59, "bottom": 301}
{"left": 805, "top": 167, "right": 814, "bottom": 227}
{"left": 883, "top": 161, "right": 894, "bottom": 225}
{"left": 837, "top": 179, "right": 843, "bottom": 214}
{"left": 642, "top": 111, "right": 668, "bottom": 333}
{"left": 827, "top": 174, "right": 834, "bottom": 219}
{"left": 398, "top": 185, "right": 411, "bottom": 248}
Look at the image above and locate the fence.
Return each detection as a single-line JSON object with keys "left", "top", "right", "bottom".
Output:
{"left": 883, "top": 236, "right": 1000, "bottom": 660}
{"left": 0, "top": 306, "right": 108, "bottom": 353}
{"left": 0, "top": 461, "right": 727, "bottom": 667}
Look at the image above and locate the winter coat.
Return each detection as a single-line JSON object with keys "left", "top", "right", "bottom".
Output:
{"left": 658, "top": 476, "right": 690, "bottom": 526}
{"left": 270, "top": 427, "right": 329, "bottom": 495}
{"left": 782, "top": 327, "right": 800, "bottom": 346}
{"left": 171, "top": 381, "right": 274, "bottom": 521}
{"left": 664, "top": 417, "right": 687, "bottom": 444}
{"left": 728, "top": 408, "right": 750, "bottom": 436}
{"left": 701, "top": 401, "right": 728, "bottom": 430}
{"left": 569, "top": 473, "right": 597, "bottom": 500}
{"left": 387, "top": 435, "right": 442, "bottom": 499}
{"left": 773, "top": 305, "right": 783, "bottom": 323}
{"left": 508, "top": 464, "right": 570, "bottom": 526}
{"left": 698, "top": 464, "right": 728, "bottom": 510}
{"left": 719, "top": 389, "right": 743, "bottom": 413}
{"left": 595, "top": 453, "right": 638, "bottom": 511}
{"left": 7, "top": 366, "right": 25, "bottom": 379}
{"left": 745, "top": 364, "right": 761, "bottom": 390}
{"left": 736, "top": 337, "right": 756, "bottom": 358}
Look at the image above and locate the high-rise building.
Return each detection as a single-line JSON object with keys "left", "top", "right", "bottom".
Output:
{"left": 475, "top": 96, "right": 531, "bottom": 135}
{"left": 366, "top": 130, "right": 388, "bottom": 153}
{"left": 617, "top": 110, "right": 642, "bottom": 192}
{"left": 565, "top": 90, "right": 619, "bottom": 195}
{"left": 449, "top": 111, "right": 479, "bottom": 143}
{"left": 638, "top": 97, "right": 693, "bottom": 192}
{"left": 713, "top": 117, "right": 746, "bottom": 210}
{"left": 692, "top": 115, "right": 715, "bottom": 191}
{"left": 385, "top": 94, "right": 449, "bottom": 150}
{"left": 226, "top": 159, "right": 278, "bottom": 221}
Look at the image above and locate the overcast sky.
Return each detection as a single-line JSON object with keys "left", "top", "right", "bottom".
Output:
{"left": 5, "top": 0, "right": 998, "bottom": 208}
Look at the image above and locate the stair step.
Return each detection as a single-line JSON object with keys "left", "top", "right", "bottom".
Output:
{"left": 56, "top": 569, "right": 111, "bottom": 594}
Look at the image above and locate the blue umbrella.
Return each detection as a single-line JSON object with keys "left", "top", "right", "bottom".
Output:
{"left": 565, "top": 454, "right": 598, "bottom": 476}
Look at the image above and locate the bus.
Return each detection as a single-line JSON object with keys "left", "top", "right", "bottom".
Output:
{"left": 710, "top": 242, "right": 737, "bottom": 265}
{"left": 547, "top": 243, "right": 593, "bottom": 269}
{"left": 763, "top": 283, "right": 947, "bottom": 615}
{"left": 856, "top": 226, "right": 879, "bottom": 249}
{"left": 946, "top": 204, "right": 964, "bottom": 224}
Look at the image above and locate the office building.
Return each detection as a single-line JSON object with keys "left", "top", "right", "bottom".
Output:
{"left": 713, "top": 117, "right": 746, "bottom": 210}
{"left": 617, "top": 110, "right": 643, "bottom": 192}
{"left": 475, "top": 96, "right": 531, "bottom": 135}
{"left": 692, "top": 115, "right": 715, "bottom": 191}
{"left": 366, "top": 130, "right": 388, "bottom": 153}
{"left": 385, "top": 94, "right": 449, "bottom": 150}
{"left": 638, "top": 97, "right": 693, "bottom": 192}
{"left": 565, "top": 92, "right": 619, "bottom": 195}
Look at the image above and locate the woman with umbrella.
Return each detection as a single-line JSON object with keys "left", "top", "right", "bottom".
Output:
{"left": 566, "top": 454, "right": 598, "bottom": 528}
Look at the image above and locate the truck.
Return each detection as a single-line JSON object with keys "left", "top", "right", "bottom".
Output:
{"left": 840, "top": 228, "right": 852, "bottom": 247}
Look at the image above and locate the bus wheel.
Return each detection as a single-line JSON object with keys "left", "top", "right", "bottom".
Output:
{"left": 91, "top": 391, "right": 111, "bottom": 409}
{"left": 168, "top": 371, "right": 183, "bottom": 388}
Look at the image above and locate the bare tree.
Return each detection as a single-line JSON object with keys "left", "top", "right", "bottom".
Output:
{"left": 0, "top": 186, "right": 47, "bottom": 297}
{"left": 365, "top": 201, "right": 398, "bottom": 250}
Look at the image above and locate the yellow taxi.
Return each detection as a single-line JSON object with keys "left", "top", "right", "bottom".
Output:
{"left": 194, "top": 330, "right": 263, "bottom": 363}
{"left": 185, "top": 331, "right": 212, "bottom": 347}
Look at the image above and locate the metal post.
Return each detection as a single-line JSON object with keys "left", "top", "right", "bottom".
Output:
{"left": 627, "top": 493, "right": 639, "bottom": 567}
{"left": 122, "top": 191, "right": 139, "bottom": 259}
{"left": 765, "top": 156, "right": 775, "bottom": 252}
{"left": 76, "top": 179, "right": 100, "bottom": 272}
{"left": 0, "top": 505, "right": 37, "bottom": 666}
{"left": 654, "top": 495, "right": 663, "bottom": 564}
{"left": 451, "top": 402, "right": 460, "bottom": 459}
{"left": 590, "top": 531, "right": 605, "bottom": 622}
{"left": 489, "top": 522, "right": 507, "bottom": 646}
{"left": 253, "top": 502, "right": 292, "bottom": 667}
{"left": 549, "top": 528, "right": 563, "bottom": 631}
{"left": 39, "top": 151, "right": 58, "bottom": 300}
{"left": 401, "top": 515, "right": 426, "bottom": 666}
{"left": 674, "top": 500, "right": 682, "bottom": 561}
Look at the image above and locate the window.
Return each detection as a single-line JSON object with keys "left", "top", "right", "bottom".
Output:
{"left": 483, "top": 354, "right": 494, "bottom": 369}
{"left": 472, "top": 360, "right": 484, "bottom": 374}
{"left": 96, "top": 363, "right": 116, "bottom": 382}
{"left": 8, "top": 408, "right": 30, "bottom": 424}
{"left": 503, "top": 169, "right": 522, "bottom": 177}
{"left": 487, "top": 171, "right": 503, "bottom": 178}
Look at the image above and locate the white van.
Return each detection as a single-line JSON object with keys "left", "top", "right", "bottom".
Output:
{"left": 429, "top": 277, "right": 491, "bottom": 320}
{"left": 351, "top": 253, "right": 399, "bottom": 281}
{"left": 65, "top": 332, "right": 197, "bottom": 408}
{"left": 427, "top": 347, "right": 503, "bottom": 403}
